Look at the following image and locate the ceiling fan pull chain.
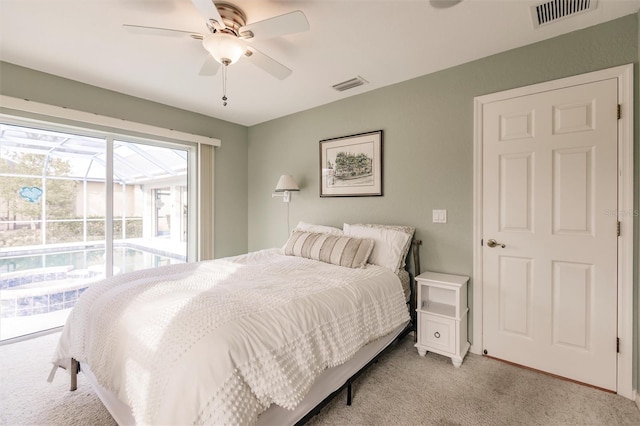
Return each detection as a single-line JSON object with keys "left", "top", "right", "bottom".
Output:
{"left": 222, "top": 62, "right": 228, "bottom": 107}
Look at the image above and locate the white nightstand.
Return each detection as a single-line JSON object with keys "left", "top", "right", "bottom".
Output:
{"left": 415, "top": 271, "right": 470, "bottom": 367}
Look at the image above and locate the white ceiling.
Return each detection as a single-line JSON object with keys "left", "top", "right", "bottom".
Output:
{"left": 1, "top": 0, "right": 638, "bottom": 126}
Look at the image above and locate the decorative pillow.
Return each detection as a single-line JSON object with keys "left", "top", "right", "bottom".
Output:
{"left": 358, "top": 224, "right": 416, "bottom": 271}
{"left": 343, "top": 223, "right": 414, "bottom": 273}
{"left": 284, "top": 231, "right": 374, "bottom": 268}
{"left": 293, "top": 221, "right": 343, "bottom": 235}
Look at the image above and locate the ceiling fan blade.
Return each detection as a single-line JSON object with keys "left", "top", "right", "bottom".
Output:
{"left": 244, "top": 46, "right": 292, "bottom": 80}
{"left": 239, "top": 10, "right": 309, "bottom": 40}
{"left": 123, "top": 24, "right": 201, "bottom": 39}
{"left": 199, "top": 56, "right": 220, "bottom": 76}
{"left": 430, "top": 0, "right": 463, "bottom": 8}
{"left": 191, "top": 0, "right": 226, "bottom": 29}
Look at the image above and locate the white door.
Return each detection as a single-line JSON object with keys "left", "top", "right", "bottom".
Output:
{"left": 482, "top": 78, "right": 618, "bottom": 391}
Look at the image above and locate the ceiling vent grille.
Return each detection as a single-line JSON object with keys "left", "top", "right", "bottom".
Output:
{"left": 332, "top": 76, "right": 368, "bottom": 92}
{"left": 531, "top": 0, "right": 598, "bottom": 28}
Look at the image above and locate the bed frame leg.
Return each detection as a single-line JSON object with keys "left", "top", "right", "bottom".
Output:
{"left": 70, "top": 358, "right": 79, "bottom": 391}
{"left": 346, "top": 382, "right": 352, "bottom": 406}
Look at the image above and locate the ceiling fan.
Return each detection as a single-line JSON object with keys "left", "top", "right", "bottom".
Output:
{"left": 124, "top": 0, "right": 310, "bottom": 105}
{"left": 429, "top": 0, "right": 463, "bottom": 8}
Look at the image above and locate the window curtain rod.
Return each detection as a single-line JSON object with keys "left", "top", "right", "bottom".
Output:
{"left": 0, "top": 95, "right": 221, "bottom": 147}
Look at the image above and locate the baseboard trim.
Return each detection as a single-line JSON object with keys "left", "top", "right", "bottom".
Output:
{"left": 0, "top": 326, "right": 62, "bottom": 346}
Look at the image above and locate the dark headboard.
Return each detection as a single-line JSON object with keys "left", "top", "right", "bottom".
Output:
{"left": 409, "top": 239, "right": 422, "bottom": 337}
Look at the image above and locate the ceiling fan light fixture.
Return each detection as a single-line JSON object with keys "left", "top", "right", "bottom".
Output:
{"left": 202, "top": 33, "right": 246, "bottom": 65}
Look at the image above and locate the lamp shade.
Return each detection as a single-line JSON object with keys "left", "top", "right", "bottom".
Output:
{"left": 202, "top": 33, "right": 246, "bottom": 65}
{"left": 274, "top": 175, "right": 299, "bottom": 192}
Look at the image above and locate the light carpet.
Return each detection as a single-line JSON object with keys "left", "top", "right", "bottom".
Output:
{"left": 1, "top": 331, "right": 639, "bottom": 426}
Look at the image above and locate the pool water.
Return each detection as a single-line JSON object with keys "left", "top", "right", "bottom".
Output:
{"left": 0, "top": 247, "right": 182, "bottom": 318}
{"left": 0, "top": 247, "right": 175, "bottom": 288}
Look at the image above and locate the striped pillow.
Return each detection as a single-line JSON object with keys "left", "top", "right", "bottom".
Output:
{"left": 284, "top": 231, "right": 374, "bottom": 268}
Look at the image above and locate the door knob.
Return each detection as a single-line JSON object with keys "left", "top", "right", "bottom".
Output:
{"left": 486, "top": 239, "right": 506, "bottom": 248}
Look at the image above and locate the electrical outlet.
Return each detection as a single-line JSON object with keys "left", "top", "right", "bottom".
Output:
{"left": 432, "top": 209, "right": 447, "bottom": 224}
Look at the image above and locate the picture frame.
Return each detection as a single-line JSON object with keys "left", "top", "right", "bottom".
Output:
{"left": 319, "top": 130, "right": 383, "bottom": 197}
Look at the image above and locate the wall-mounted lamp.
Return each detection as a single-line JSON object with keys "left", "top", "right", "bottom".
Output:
{"left": 272, "top": 175, "right": 300, "bottom": 203}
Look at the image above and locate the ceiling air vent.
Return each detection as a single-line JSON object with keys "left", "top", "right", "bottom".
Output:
{"left": 332, "top": 76, "right": 368, "bottom": 92}
{"left": 531, "top": 0, "right": 598, "bottom": 28}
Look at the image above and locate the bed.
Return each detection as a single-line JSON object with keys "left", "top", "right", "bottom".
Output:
{"left": 49, "top": 223, "right": 421, "bottom": 425}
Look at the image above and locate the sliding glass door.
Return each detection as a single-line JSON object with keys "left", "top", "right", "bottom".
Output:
{"left": 111, "top": 140, "right": 189, "bottom": 275}
{"left": 0, "top": 122, "right": 196, "bottom": 341}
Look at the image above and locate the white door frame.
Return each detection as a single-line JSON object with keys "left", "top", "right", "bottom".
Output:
{"left": 472, "top": 64, "right": 634, "bottom": 399}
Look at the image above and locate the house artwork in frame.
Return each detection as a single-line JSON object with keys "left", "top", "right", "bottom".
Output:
{"left": 320, "top": 130, "right": 382, "bottom": 197}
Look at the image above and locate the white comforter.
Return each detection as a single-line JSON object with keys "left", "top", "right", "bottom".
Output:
{"left": 52, "top": 249, "right": 409, "bottom": 425}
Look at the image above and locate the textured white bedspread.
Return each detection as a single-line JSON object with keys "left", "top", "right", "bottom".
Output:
{"left": 52, "top": 249, "right": 409, "bottom": 425}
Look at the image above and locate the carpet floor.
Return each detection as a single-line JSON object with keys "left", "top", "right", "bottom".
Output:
{"left": 1, "top": 331, "right": 639, "bottom": 425}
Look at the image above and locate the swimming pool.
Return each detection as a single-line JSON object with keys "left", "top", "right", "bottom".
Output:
{"left": 0, "top": 245, "right": 184, "bottom": 318}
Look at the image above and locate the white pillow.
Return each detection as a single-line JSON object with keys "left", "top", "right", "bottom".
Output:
{"left": 343, "top": 223, "right": 411, "bottom": 273}
{"left": 294, "top": 221, "right": 343, "bottom": 235}
{"left": 353, "top": 224, "right": 415, "bottom": 270}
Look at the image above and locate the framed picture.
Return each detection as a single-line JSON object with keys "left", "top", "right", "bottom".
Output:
{"left": 319, "top": 130, "right": 383, "bottom": 197}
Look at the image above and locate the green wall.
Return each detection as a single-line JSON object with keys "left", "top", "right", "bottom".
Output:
{"left": 636, "top": 9, "right": 640, "bottom": 400}
{"left": 248, "top": 13, "right": 638, "bottom": 369}
{"left": 0, "top": 62, "right": 249, "bottom": 258}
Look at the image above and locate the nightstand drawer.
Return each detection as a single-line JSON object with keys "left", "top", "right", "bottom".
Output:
{"left": 419, "top": 314, "right": 455, "bottom": 354}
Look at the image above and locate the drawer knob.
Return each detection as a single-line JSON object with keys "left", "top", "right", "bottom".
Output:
{"left": 434, "top": 331, "right": 440, "bottom": 338}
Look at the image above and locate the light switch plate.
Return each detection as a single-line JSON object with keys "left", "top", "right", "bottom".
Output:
{"left": 432, "top": 209, "right": 447, "bottom": 224}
